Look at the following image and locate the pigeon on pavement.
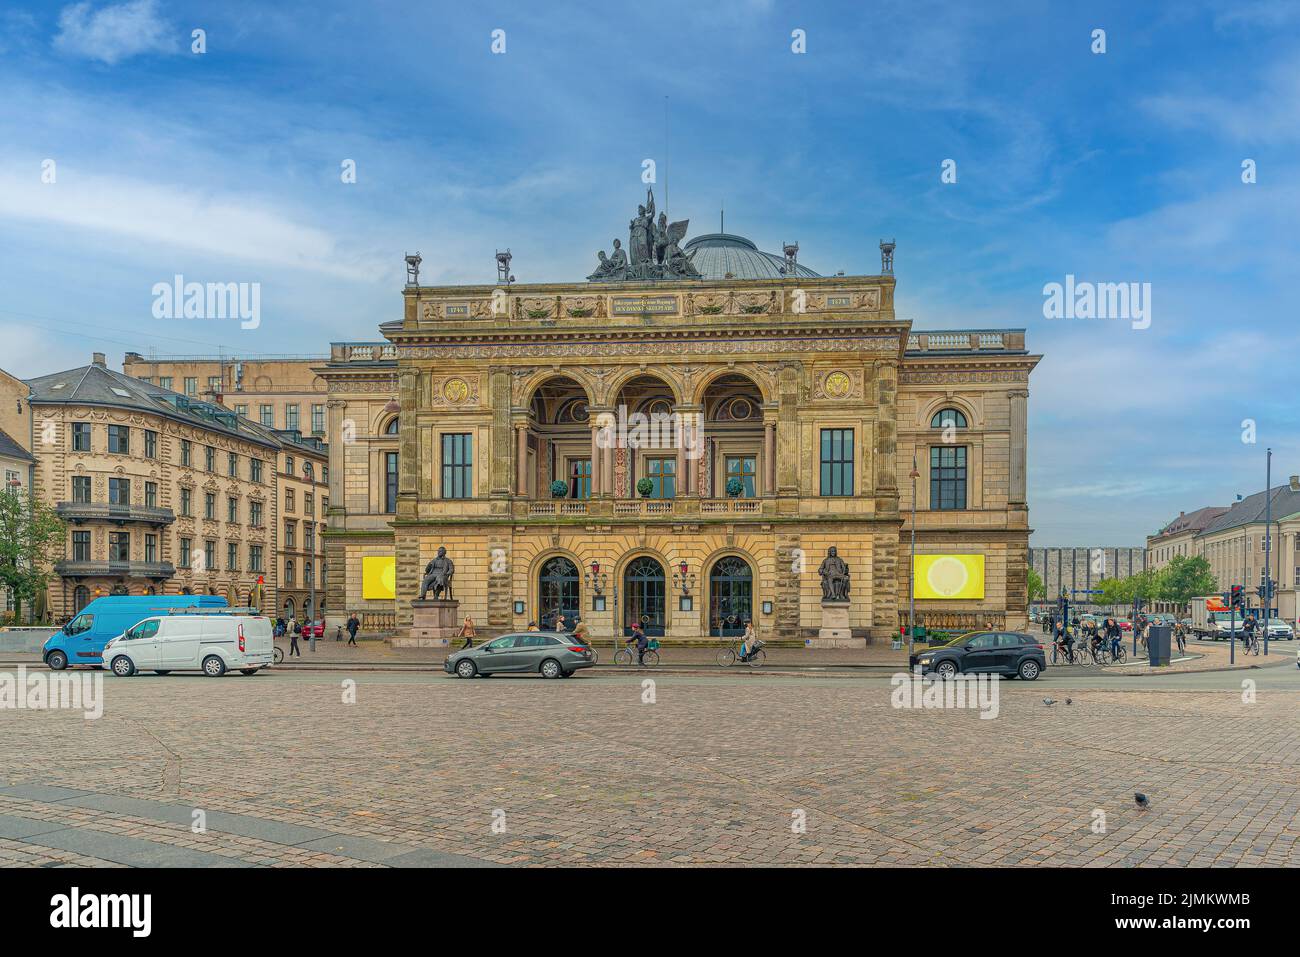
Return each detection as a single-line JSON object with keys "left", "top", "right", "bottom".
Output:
{"left": 1134, "top": 792, "right": 1150, "bottom": 809}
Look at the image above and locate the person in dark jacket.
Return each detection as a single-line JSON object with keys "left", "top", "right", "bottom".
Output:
{"left": 346, "top": 613, "right": 360, "bottom": 646}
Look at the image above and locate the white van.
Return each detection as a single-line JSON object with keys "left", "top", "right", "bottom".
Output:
{"left": 103, "top": 614, "right": 274, "bottom": 677}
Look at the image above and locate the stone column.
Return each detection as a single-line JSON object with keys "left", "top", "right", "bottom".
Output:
{"left": 325, "top": 398, "right": 345, "bottom": 511}
{"left": 589, "top": 424, "right": 601, "bottom": 496}
{"left": 763, "top": 420, "right": 776, "bottom": 496}
{"left": 515, "top": 423, "right": 528, "bottom": 496}
{"left": 396, "top": 369, "right": 419, "bottom": 518}
{"left": 1009, "top": 389, "right": 1028, "bottom": 506}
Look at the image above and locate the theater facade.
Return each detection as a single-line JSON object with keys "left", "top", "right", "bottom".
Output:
{"left": 321, "top": 196, "right": 1039, "bottom": 644}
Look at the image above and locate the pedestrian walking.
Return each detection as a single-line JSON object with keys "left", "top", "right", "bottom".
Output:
{"left": 346, "top": 612, "right": 360, "bottom": 646}
{"left": 288, "top": 616, "right": 301, "bottom": 657}
{"left": 457, "top": 616, "right": 477, "bottom": 649}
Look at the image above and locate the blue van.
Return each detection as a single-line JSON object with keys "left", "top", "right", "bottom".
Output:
{"left": 43, "top": 595, "right": 228, "bottom": 669}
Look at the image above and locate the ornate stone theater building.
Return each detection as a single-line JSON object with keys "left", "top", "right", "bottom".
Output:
{"left": 321, "top": 192, "right": 1039, "bottom": 643}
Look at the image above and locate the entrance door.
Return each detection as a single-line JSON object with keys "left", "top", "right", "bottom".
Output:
{"left": 538, "top": 557, "right": 580, "bottom": 631}
{"left": 624, "top": 557, "right": 665, "bottom": 636}
{"left": 709, "top": 556, "right": 753, "bottom": 637}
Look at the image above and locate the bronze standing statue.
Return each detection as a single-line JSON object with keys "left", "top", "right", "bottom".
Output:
{"left": 418, "top": 546, "right": 456, "bottom": 601}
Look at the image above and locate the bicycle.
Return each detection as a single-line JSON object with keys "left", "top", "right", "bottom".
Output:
{"left": 614, "top": 639, "right": 660, "bottom": 667}
{"left": 716, "top": 640, "right": 766, "bottom": 668}
{"left": 1241, "top": 632, "right": 1260, "bottom": 656}
{"left": 272, "top": 645, "right": 284, "bottom": 664}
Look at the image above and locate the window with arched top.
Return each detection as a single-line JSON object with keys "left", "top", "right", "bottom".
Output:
{"left": 930, "top": 408, "right": 968, "bottom": 429}
{"left": 384, "top": 418, "right": 399, "bottom": 435}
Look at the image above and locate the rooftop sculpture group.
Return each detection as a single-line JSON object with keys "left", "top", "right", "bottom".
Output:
{"left": 588, "top": 188, "right": 701, "bottom": 282}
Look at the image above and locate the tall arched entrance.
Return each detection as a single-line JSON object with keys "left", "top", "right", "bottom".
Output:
{"left": 623, "top": 557, "right": 665, "bottom": 636}
{"left": 538, "top": 557, "right": 580, "bottom": 631}
{"left": 709, "top": 556, "right": 753, "bottom": 637}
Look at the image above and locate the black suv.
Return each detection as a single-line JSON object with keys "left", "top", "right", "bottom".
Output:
{"left": 911, "top": 631, "right": 1046, "bottom": 680}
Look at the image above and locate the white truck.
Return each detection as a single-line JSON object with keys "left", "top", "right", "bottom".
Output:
{"left": 1189, "top": 595, "right": 1236, "bottom": 640}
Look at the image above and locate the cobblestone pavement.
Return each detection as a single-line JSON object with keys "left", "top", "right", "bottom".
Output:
{"left": 1, "top": 667, "right": 1298, "bottom": 867}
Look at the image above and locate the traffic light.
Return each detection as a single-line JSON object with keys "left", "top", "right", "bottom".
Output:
{"left": 1230, "top": 585, "right": 1243, "bottom": 608}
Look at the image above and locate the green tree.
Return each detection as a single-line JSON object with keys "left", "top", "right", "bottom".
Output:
{"left": 1158, "top": 555, "right": 1217, "bottom": 606}
{"left": 1027, "top": 568, "right": 1046, "bottom": 603}
{"left": 0, "top": 488, "right": 65, "bottom": 623}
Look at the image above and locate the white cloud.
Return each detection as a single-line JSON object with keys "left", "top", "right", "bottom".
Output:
{"left": 0, "top": 163, "right": 384, "bottom": 281}
{"left": 53, "top": 0, "right": 174, "bottom": 65}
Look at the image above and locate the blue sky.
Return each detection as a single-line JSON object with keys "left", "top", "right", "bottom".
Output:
{"left": 1, "top": 0, "right": 1296, "bottom": 545}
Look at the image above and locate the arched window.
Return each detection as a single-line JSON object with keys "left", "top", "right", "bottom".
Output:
{"left": 930, "top": 408, "right": 968, "bottom": 429}
{"left": 384, "top": 417, "right": 400, "bottom": 435}
{"left": 285, "top": 559, "right": 295, "bottom": 586}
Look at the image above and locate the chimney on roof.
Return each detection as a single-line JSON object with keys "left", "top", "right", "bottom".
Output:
{"left": 1179, "top": 511, "right": 1185, "bottom": 516}
{"left": 92, "top": 352, "right": 106, "bottom": 367}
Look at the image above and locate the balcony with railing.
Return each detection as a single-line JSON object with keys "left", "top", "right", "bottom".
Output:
{"left": 54, "top": 560, "right": 177, "bottom": 580}
{"left": 56, "top": 502, "right": 176, "bottom": 527}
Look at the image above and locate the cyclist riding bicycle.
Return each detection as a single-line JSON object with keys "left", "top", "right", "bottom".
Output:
{"left": 1242, "top": 614, "right": 1258, "bottom": 652}
{"left": 625, "top": 623, "right": 649, "bottom": 665}
{"left": 1104, "top": 617, "right": 1122, "bottom": 659}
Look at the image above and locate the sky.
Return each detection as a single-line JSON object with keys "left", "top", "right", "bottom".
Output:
{"left": 0, "top": 0, "right": 1296, "bottom": 546}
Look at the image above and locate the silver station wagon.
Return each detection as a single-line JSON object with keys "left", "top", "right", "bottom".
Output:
{"left": 444, "top": 631, "right": 596, "bottom": 679}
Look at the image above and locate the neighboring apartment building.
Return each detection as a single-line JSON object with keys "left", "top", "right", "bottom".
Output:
{"left": 25, "top": 354, "right": 327, "bottom": 620}
{"left": 122, "top": 353, "right": 329, "bottom": 438}
{"left": 0, "top": 424, "right": 37, "bottom": 621}
{"left": 1192, "top": 484, "right": 1300, "bottom": 623}
{"left": 1145, "top": 506, "right": 1228, "bottom": 614}
{"left": 272, "top": 429, "right": 329, "bottom": 620}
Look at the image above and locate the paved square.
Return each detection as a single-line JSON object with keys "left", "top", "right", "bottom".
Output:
{"left": 1, "top": 668, "right": 1297, "bottom": 866}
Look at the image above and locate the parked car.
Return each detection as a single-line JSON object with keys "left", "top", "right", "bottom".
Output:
{"left": 911, "top": 631, "right": 1046, "bottom": 680}
{"left": 1118, "top": 619, "right": 1133, "bottom": 632}
{"left": 43, "top": 594, "right": 228, "bottom": 670}
{"left": 103, "top": 613, "right": 274, "bottom": 676}
{"left": 444, "top": 631, "right": 595, "bottom": 679}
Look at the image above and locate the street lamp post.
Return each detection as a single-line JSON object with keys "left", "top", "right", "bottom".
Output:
{"left": 1264, "top": 448, "right": 1272, "bottom": 656}
{"left": 907, "top": 453, "right": 919, "bottom": 660}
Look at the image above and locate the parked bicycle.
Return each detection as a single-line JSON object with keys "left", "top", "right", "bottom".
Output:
{"left": 717, "top": 639, "right": 766, "bottom": 668}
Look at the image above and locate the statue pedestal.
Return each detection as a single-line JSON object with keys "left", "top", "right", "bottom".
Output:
{"left": 393, "top": 599, "right": 460, "bottom": 648}
{"left": 807, "top": 601, "right": 856, "bottom": 648}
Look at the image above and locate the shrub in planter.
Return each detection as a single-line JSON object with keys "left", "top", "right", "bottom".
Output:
{"left": 549, "top": 479, "right": 569, "bottom": 498}
{"left": 725, "top": 477, "right": 745, "bottom": 498}
{"left": 636, "top": 477, "right": 654, "bottom": 498}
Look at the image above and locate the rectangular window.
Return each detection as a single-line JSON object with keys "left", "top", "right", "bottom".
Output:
{"left": 645, "top": 457, "right": 676, "bottom": 499}
{"left": 144, "top": 430, "right": 157, "bottom": 459}
{"left": 204, "top": 492, "right": 216, "bottom": 520}
{"left": 234, "top": 404, "right": 248, "bottom": 417}
{"left": 227, "top": 496, "right": 238, "bottom": 523}
{"left": 158, "top": 376, "right": 173, "bottom": 391}
{"left": 441, "top": 433, "right": 472, "bottom": 499}
{"left": 569, "top": 459, "right": 591, "bottom": 499}
{"left": 286, "top": 404, "right": 300, "bottom": 431}
{"left": 108, "top": 477, "right": 130, "bottom": 506}
{"left": 249, "top": 545, "right": 263, "bottom": 573}
{"left": 284, "top": 521, "right": 296, "bottom": 548}
{"left": 208, "top": 375, "right": 222, "bottom": 392}
{"left": 819, "top": 429, "right": 854, "bottom": 496}
{"left": 72, "top": 476, "right": 91, "bottom": 503}
{"left": 204, "top": 540, "right": 216, "bottom": 571}
{"left": 285, "top": 489, "right": 295, "bottom": 513}
{"left": 184, "top": 377, "right": 197, "bottom": 396}
{"left": 305, "top": 523, "right": 315, "bottom": 552}
{"left": 180, "top": 487, "right": 192, "bottom": 517}
{"left": 250, "top": 458, "right": 263, "bottom": 483}
{"left": 106, "top": 424, "right": 129, "bottom": 454}
{"left": 930, "top": 445, "right": 969, "bottom": 510}
{"left": 145, "top": 534, "right": 157, "bottom": 563}
{"left": 72, "top": 530, "right": 90, "bottom": 561}
{"left": 384, "top": 451, "right": 399, "bottom": 513}
{"left": 227, "top": 542, "right": 239, "bottom": 571}
{"left": 72, "top": 422, "right": 92, "bottom": 452}
{"left": 205, "top": 446, "right": 215, "bottom": 471}
{"left": 311, "top": 404, "right": 325, "bottom": 435}
{"left": 179, "top": 538, "right": 192, "bottom": 568}
{"left": 259, "top": 405, "right": 273, "bottom": 427}
{"left": 250, "top": 501, "right": 263, "bottom": 527}
{"left": 180, "top": 440, "right": 192, "bottom": 467}
{"left": 228, "top": 452, "right": 238, "bottom": 477}
{"left": 109, "top": 531, "right": 130, "bottom": 562}
{"left": 724, "top": 456, "right": 757, "bottom": 498}
{"left": 304, "top": 492, "right": 314, "bottom": 516}
{"left": 145, "top": 481, "right": 157, "bottom": 509}
{"left": 284, "top": 455, "right": 295, "bottom": 475}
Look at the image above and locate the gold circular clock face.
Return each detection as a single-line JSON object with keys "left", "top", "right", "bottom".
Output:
{"left": 926, "top": 557, "right": 971, "bottom": 597}
{"left": 824, "top": 371, "right": 851, "bottom": 397}
{"left": 443, "top": 378, "right": 469, "bottom": 403}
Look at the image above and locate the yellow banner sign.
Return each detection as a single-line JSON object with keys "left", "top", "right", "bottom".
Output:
{"left": 914, "top": 554, "right": 985, "bottom": 600}
{"left": 362, "top": 556, "right": 396, "bottom": 600}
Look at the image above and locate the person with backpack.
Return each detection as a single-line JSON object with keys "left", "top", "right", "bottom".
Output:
{"left": 288, "top": 616, "right": 301, "bottom": 657}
